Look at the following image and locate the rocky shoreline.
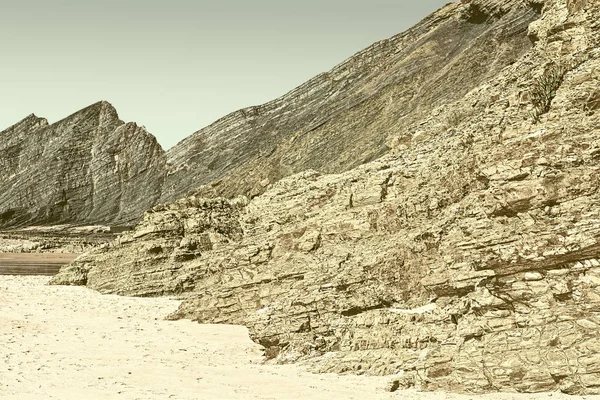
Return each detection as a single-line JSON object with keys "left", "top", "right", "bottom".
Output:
{"left": 50, "top": 0, "right": 600, "bottom": 394}
{"left": 0, "top": 276, "right": 587, "bottom": 400}
{"left": 3, "top": 0, "right": 600, "bottom": 396}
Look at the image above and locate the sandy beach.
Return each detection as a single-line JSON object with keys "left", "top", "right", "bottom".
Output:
{"left": 0, "top": 276, "right": 595, "bottom": 400}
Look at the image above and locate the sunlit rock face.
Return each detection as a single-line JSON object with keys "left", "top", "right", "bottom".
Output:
{"left": 160, "top": 0, "right": 540, "bottom": 202}
{"left": 54, "top": 0, "right": 600, "bottom": 394}
{"left": 0, "top": 0, "right": 540, "bottom": 229}
{"left": 0, "top": 101, "right": 166, "bottom": 227}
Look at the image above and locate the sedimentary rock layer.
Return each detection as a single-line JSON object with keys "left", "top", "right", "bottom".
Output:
{"left": 161, "top": 0, "right": 541, "bottom": 201}
{"left": 0, "top": 0, "right": 541, "bottom": 229}
{"left": 0, "top": 101, "right": 166, "bottom": 227}
{"left": 52, "top": 0, "right": 600, "bottom": 394}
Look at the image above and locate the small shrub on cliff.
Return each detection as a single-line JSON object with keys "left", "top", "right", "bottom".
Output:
{"left": 528, "top": 63, "right": 567, "bottom": 123}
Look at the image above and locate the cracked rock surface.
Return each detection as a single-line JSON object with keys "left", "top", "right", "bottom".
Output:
{"left": 51, "top": 0, "right": 600, "bottom": 395}
{"left": 1, "top": 0, "right": 539, "bottom": 227}
{"left": 0, "top": 101, "right": 166, "bottom": 227}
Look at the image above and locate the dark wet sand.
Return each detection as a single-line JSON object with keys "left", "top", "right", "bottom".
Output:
{"left": 0, "top": 253, "right": 78, "bottom": 275}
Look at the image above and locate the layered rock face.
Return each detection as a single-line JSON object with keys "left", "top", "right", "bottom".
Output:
{"left": 52, "top": 0, "right": 600, "bottom": 395}
{"left": 52, "top": 197, "right": 247, "bottom": 290}
{"left": 160, "top": 0, "right": 540, "bottom": 201}
{"left": 0, "top": 0, "right": 541, "bottom": 228}
{"left": 0, "top": 101, "right": 166, "bottom": 227}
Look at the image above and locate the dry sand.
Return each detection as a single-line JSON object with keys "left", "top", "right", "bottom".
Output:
{"left": 0, "top": 276, "right": 596, "bottom": 400}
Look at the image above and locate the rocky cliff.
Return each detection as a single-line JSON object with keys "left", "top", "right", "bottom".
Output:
{"left": 0, "top": 101, "right": 166, "bottom": 227}
{"left": 52, "top": 0, "right": 600, "bottom": 394}
{"left": 160, "top": 0, "right": 540, "bottom": 202}
{"left": 0, "top": 0, "right": 540, "bottom": 228}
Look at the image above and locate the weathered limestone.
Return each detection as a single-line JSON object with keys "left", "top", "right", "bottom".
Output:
{"left": 51, "top": 0, "right": 600, "bottom": 395}
{"left": 0, "top": 0, "right": 542, "bottom": 229}
{"left": 160, "top": 0, "right": 540, "bottom": 202}
{"left": 0, "top": 101, "right": 166, "bottom": 227}
{"left": 0, "top": 225, "right": 114, "bottom": 254}
{"left": 50, "top": 197, "right": 247, "bottom": 293}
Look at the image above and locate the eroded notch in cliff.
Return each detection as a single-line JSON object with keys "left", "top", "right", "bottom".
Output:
{"left": 340, "top": 301, "right": 391, "bottom": 317}
{"left": 463, "top": 3, "right": 490, "bottom": 24}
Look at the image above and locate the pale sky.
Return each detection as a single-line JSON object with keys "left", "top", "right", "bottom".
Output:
{"left": 0, "top": 1, "right": 450, "bottom": 150}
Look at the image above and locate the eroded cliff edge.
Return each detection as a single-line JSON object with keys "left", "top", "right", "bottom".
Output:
{"left": 0, "top": 101, "right": 166, "bottom": 227}
{"left": 0, "top": 0, "right": 539, "bottom": 228}
{"left": 52, "top": 0, "right": 600, "bottom": 394}
{"left": 161, "top": 0, "right": 541, "bottom": 201}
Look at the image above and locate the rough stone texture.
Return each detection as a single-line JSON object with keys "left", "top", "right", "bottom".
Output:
{"left": 0, "top": 101, "right": 166, "bottom": 227}
{"left": 53, "top": 0, "right": 600, "bottom": 395}
{"left": 0, "top": 0, "right": 540, "bottom": 228}
{"left": 50, "top": 197, "right": 247, "bottom": 291}
{"left": 160, "top": 0, "right": 540, "bottom": 202}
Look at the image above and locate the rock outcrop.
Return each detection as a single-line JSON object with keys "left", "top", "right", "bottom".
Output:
{"left": 52, "top": 0, "right": 600, "bottom": 395}
{"left": 160, "top": 0, "right": 540, "bottom": 202}
{"left": 0, "top": 0, "right": 540, "bottom": 228}
{"left": 0, "top": 101, "right": 166, "bottom": 227}
{"left": 0, "top": 225, "right": 114, "bottom": 253}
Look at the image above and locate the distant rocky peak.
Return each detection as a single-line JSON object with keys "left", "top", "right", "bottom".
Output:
{"left": 87, "top": 100, "right": 122, "bottom": 127}
{"left": 42, "top": 100, "right": 123, "bottom": 136}
{"left": 96, "top": 100, "right": 119, "bottom": 119}
{"left": 1, "top": 113, "right": 49, "bottom": 136}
